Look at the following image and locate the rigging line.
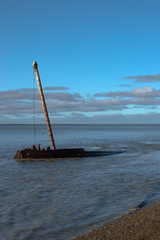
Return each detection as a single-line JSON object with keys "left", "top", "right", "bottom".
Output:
{"left": 33, "top": 68, "right": 37, "bottom": 144}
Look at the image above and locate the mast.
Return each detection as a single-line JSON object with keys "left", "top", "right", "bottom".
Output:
{"left": 32, "top": 61, "right": 56, "bottom": 150}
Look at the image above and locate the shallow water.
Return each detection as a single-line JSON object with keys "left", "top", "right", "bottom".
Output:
{"left": 1, "top": 124, "right": 160, "bottom": 239}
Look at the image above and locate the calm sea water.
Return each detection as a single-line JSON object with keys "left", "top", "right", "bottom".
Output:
{"left": 1, "top": 124, "right": 160, "bottom": 240}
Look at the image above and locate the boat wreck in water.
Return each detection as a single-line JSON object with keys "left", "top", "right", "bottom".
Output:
{"left": 15, "top": 147, "right": 121, "bottom": 159}
{"left": 14, "top": 61, "right": 123, "bottom": 160}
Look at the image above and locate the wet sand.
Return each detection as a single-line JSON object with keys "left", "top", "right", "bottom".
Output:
{"left": 75, "top": 203, "right": 160, "bottom": 240}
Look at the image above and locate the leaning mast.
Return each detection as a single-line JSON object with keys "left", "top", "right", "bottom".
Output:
{"left": 32, "top": 61, "right": 56, "bottom": 150}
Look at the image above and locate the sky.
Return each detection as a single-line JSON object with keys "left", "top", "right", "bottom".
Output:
{"left": 1, "top": 0, "right": 160, "bottom": 124}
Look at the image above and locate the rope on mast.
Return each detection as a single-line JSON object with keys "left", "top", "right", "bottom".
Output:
{"left": 33, "top": 68, "right": 37, "bottom": 144}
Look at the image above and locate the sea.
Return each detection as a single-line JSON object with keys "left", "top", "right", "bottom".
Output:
{"left": 1, "top": 124, "right": 160, "bottom": 240}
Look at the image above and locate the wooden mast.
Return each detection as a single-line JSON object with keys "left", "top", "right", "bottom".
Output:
{"left": 32, "top": 61, "right": 56, "bottom": 150}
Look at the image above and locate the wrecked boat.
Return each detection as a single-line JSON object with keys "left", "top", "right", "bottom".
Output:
{"left": 14, "top": 61, "right": 123, "bottom": 159}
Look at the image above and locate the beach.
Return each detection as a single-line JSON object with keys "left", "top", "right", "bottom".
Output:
{"left": 75, "top": 203, "right": 160, "bottom": 240}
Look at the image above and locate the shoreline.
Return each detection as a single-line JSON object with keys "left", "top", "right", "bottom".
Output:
{"left": 74, "top": 202, "right": 160, "bottom": 240}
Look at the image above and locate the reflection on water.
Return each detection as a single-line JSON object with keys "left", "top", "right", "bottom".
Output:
{"left": 1, "top": 124, "right": 160, "bottom": 239}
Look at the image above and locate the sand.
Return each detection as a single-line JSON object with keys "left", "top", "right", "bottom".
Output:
{"left": 74, "top": 203, "right": 160, "bottom": 240}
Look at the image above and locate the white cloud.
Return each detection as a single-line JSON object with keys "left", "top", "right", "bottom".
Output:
{"left": 123, "top": 74, "right": 160, "bottom": 82}
{"left": 95, "top": 86, "right": 160, "bottom": 98}
{"left": 44, "top": 86, "right": 69, "bottom": 91}
{"left": 1, "top": 86, "right": 160, "bottom": 123}
{"left": 133, "top": 86, "right": 153, "bottom": 95}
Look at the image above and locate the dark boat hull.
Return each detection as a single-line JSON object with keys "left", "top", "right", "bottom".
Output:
{"left": 15, "top": 148, "right": 86, "bottom": 159}
{"left": 14, "top": 148, "right": 123, "bottom": 160}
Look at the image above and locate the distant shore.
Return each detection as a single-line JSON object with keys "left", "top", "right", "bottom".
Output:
{"left": 75, "top": 203, "right": 160, "bottom": 240}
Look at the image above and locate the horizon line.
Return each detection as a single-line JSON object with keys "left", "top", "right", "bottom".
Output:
{"left": 1, "top": 123, "right": 160, "bottom": 125}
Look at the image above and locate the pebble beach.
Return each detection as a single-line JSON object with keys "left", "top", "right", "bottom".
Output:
{"left": 75, "top": 203, "right": 160, "bottom": 240}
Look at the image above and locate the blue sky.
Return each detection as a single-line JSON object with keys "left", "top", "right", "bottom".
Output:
{"left": 1, "top": 0, "right": 160, "bottom": 124}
